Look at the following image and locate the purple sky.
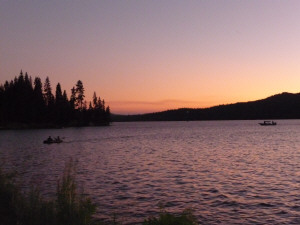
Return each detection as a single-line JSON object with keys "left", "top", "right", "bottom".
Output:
{"left": 1, "top": 1, "right": 300, "bottom": 114}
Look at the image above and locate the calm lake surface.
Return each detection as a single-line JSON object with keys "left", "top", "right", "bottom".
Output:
{"left": 1, "top": 120, "right": 300, "bottom": 224}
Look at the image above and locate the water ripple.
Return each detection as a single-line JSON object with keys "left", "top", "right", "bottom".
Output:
{"left": 1, "top": 121, "right": 300, "bottom": 224}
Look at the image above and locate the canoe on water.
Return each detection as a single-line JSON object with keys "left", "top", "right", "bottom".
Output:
{"left": 43, "top": 138, "right": 63, "bottom": 144}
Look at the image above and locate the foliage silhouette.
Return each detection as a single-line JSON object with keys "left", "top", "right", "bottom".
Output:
{"left": 0, "top": 161, "right": 199, "bottom": 225}
{"left": 0, "top": 71, "right": 110, "bottom": 128}
{"left": 112, "top": 92, "right": 300, "bottom": 122}
{"left": 0, "top": 160, "right": 97, "bottom": 225}
{"left": 143, "top": 208, "right": 198, "bottom": 225}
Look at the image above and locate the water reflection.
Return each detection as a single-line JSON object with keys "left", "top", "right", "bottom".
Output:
{"left": 1, "top": 121, "right": 300, "bottom": 224}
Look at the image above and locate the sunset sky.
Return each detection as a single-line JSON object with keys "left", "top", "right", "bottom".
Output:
{"left": 1, "top": 1, "right": 300, "bottom": 114}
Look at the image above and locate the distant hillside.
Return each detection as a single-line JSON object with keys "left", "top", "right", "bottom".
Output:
{"left": 112, "top": 92, "right": 300, "bottom": 122}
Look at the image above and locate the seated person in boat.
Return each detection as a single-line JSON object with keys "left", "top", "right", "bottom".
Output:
{"left": 47, "top": 136, "right": 53, "bottom": 142}
{"left": 55, "top": 136, "right": 61, "bottom": 142}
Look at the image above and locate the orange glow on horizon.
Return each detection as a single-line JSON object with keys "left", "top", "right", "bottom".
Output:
{"left": 2, "top": 2, "right": 300, "bottom": 115}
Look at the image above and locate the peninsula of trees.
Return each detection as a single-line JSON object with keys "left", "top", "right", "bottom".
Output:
{"left": 0, "top": 71, "right": 110, "bottom": 129}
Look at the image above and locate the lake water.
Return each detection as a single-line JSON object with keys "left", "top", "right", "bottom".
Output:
{"left": 1, "top": 120, "right": 300, "bottom": 224}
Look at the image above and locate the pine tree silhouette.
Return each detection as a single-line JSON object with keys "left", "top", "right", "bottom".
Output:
{"left": 0, "top": 71, "right": 111, "bottom": 128}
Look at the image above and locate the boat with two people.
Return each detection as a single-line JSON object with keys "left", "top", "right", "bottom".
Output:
{"left": 259, "top": 121, "right": 277, "bottom": 126}
{"left": 43, "top": 136, "right": 63, "bottom": 144}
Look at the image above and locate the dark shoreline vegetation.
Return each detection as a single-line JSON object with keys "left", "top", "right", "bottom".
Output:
{"left": 0, "top": 160, "right": 198, "bottom": 225}
{"left": 0, "top": 71, "right": 111, "bottom": 129}
{"left": 112, "top": 92, "right": 300, "bottom": 122}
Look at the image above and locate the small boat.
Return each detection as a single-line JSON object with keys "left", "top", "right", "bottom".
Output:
{"left": 43, "top": 136, "right": 63, "bottom": 144}
{"left": 43, "top": 139, "right": 63, "bottom": 144}
{"left": 259, "top": 121, "right": 277, "bottom": 126}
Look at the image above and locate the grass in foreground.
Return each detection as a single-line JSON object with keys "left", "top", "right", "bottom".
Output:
{"left": 0, "top": 160, "right": 96, "bottom": 225}
{"left": 0, "top": 160, "right": 198, "bottom": 225}
{"left": 143, "top": 208, "right": 198, "bottom": 225}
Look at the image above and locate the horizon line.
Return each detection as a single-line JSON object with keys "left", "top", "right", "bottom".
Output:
{"left": 111, "top": 91, "right": 298, "bottom": 115}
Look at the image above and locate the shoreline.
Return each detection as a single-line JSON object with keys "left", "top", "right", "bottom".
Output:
{"left": 0, "top": 122, "right": 110, "bottom": 130}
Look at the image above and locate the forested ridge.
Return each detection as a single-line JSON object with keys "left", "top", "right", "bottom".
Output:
{"left": 0, "top": 71, "right": 110, "bottom": 128}
{"left": 112, "top": 92, "right": 300, "bottom": 121}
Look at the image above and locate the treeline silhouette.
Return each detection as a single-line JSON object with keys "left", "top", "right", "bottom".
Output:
{"left": 112, "top": 92, "right": 300, "bottom": 121}
{"left": 0, "top": 71, "right": 110, "bottom": 128}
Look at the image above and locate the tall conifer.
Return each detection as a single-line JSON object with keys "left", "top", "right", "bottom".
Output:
{"left": 44, "top": 77, "right": 54, "bottom": 106}
{"left": 75, "top": 80, "right": 85, "bottom": 110}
